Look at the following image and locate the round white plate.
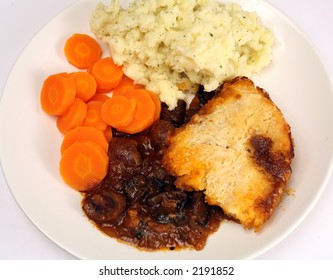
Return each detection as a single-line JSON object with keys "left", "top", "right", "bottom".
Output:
{"left": 1, "top": 0, "right": 333, "bottom": 260}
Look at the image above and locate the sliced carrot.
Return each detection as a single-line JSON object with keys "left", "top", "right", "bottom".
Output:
{"left": 96, "top": 87, "right": 113, "bottom": 94}
{"left": 82, "top": 100, "right": 108, "bottom": 131}
{"left": 148, "top": 91, "right": 161, "bottom": 122}
{"left": 112, "top": 76, "right": 144, "bottom": 96}
{"left": 91, "top": 57, "right": 123, "bottom": 91}
{"left": 60, "top": 126, "right": 108, "bottom": 155}
{"left": 101, "top": 95, "right": 137, "bottom": 129}
{"left": 118, "top": 89, "right": 156, "bottom": 134}
{"left": 59, "top": 140, "right": 109, "bottom": 192}
{"left": 64, "top": 33, "right": 102, "bottom": 69}
{"left": 57, "top": 98, "right": 87, "bottom": 134}
{"left": 87, "top": 64, "right": 93, "bottom": 74}
{"left": 70, "top": 71, "right": 97, "bottom": 102}
{"left": 40, "top": 72, "right": 76, "bottom": 116}
{"left": 88, "top": 93, "right": 110, "bottom": 103}
{"left": 104, "top": 126, "right": 113, "bottom": 142}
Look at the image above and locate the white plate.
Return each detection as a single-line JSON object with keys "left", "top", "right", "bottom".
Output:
{"left": 1, "top": 0, "right": 333, "bottom": 260}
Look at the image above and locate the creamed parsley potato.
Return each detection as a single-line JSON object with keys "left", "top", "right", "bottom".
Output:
{"left": 91, "top": 0, "right": 274, "bottom": 109}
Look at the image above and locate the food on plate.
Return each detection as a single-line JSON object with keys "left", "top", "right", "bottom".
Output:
{"left": 91, "top": 57, "right": 124, "bottom": 92}
{"left": 40, "top": 33, "right": 163, "bottom": 191}
{"left": 149, "top": 90, "right": 163, "bottom": 123}
{"left": 113, "top": 89, "right": 161, "bottom": 134}
{"left": 89, "top": 92, "right": 110, "bottom": 103}
{"left": 60, "top": 126, "right": 109, "bottom": 154}
{"left": 104, "top": 126, "right": 113, "bottom": 142}
{"left": 112, "top": 76, "right": 144, "bottom": 96}
{"left": 40, "top": 72, "right": 76, "bottom": 116}
{"left": 56, "top": 98, "right": 87, "bottom": 134}
{"left": 64, "top": 33, "right": 102, "bottom": 69}
{"left": 82, "top": 100, "right": 108, "bottom": 131}
{"left": 91, "top": 0, "right": 274, "bottom": 109}
{"left": 70, "top": 71, "right": 97, "bottom": 102}
{"left": 101, "top": 95, "right": 137, "bottom": 128}
{"left": 39, "top": 0, "right": 293, "bottom": 251}
{"left": 99, "top": 88, "right": 162, "bottom": 134}
{"left": 82, "top": 117, "right": 224, "bottom": 251}
{"left": 60, "top": 140, "right": 109, "bottom": 192}
{"left": 162, "top": 77, "right": 294, "bottom": 231}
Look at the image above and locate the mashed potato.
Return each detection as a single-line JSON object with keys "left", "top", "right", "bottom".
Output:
{"left": 91, "top": 0, "right": 274, "bottom": 109}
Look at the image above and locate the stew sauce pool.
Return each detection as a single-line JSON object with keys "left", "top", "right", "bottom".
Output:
{"left": 82, "top": 90, "right": 224, "bottom": 250}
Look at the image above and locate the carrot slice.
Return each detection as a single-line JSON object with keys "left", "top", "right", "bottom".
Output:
{"left": 96, "top": 87, "right": 113, "bottom": 94}
{"left": 59, "top": 140, "right": 109, "bottom": 192}
{"left": 87, "top": 63, "right": 107, "bottom": 94}
{"left": 112, "top": 76, "right": 144, "bottom": 96}
{"left": 101, "top": 95, "right": 137, "bottom": 128}
{"left": 118, "top": 89, "right": 156, "bottom": 134}
{"left": 91, "top": 57, "right": 123, "bottom": 91}
{"left": 64, "top": 33, "right": 102, "bottom": 69}
{"left": 148, "top": 91, "right": 161, "bottom": 122}
{"left": 60, "top": 126, "right": 108, "bottom": 155}
{"left": 87, "top": 64, "right": 93, "bottom": 74}
{"left": 104, "top": 126, "right": 113, "bottom": 142}
{"left": 40, "top": 73, "right": 76, "bottom": 116}
{"left": 82, "top": 100, "right": 108, "bottom": 131}
{"left": 70, "top": 71, "right": 97, "bottom": 102}
{"left": 57, "top": 98, "right": 87, "bottom": 134}
{"left": 88, "top": 93, "right": 110, "bottom": 103}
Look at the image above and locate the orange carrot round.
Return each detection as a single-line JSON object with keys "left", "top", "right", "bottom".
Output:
{"left": 60, "top": 126, "right": 109, "bottom": 155}
{"left": 87, "top": 63, "right": 108, "bottom": 96}
{"left": 59, "top": 140, "right": 109, "bottom": 192}
{"left": 57, "top": 98, "right": 87, "bottom": 134}
{"left": 112, "top": 76, "right": 144, "bottom": 96}
{"left": 91, "top": 57, "right": 123, "bottom": 91}
{"left": 70, "top": 71, "right": 97, "bottom": 102}
{"left": 101, "top": 95, "right": 137, "bottom": 129}
{"left": 104, "top": 126, "right": 113, "bottom": 142}
{"left": 88, "top": 93, "right": 110, "bottom": 103}
{"left": 64, "top": 33, "right": 102, "bottom": 69}
{"left": 118, "top": 89, "right": 156, "bottom": 134}
{"left": 40, "top": 73, "right": 76, "bottom": 116}
{"left": 96, "top": 88, "right": 113, "bottom": 94}
{"left": 82, "top": 100, "right": 108, "bottom": 131}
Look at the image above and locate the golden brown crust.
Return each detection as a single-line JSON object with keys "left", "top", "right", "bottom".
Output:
{"left": 162, "top": 77, "right": 294, "bottom": 231}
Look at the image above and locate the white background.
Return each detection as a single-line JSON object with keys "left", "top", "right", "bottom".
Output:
{"left": 0, "top": 0, "right": 333, "bottom": 259}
